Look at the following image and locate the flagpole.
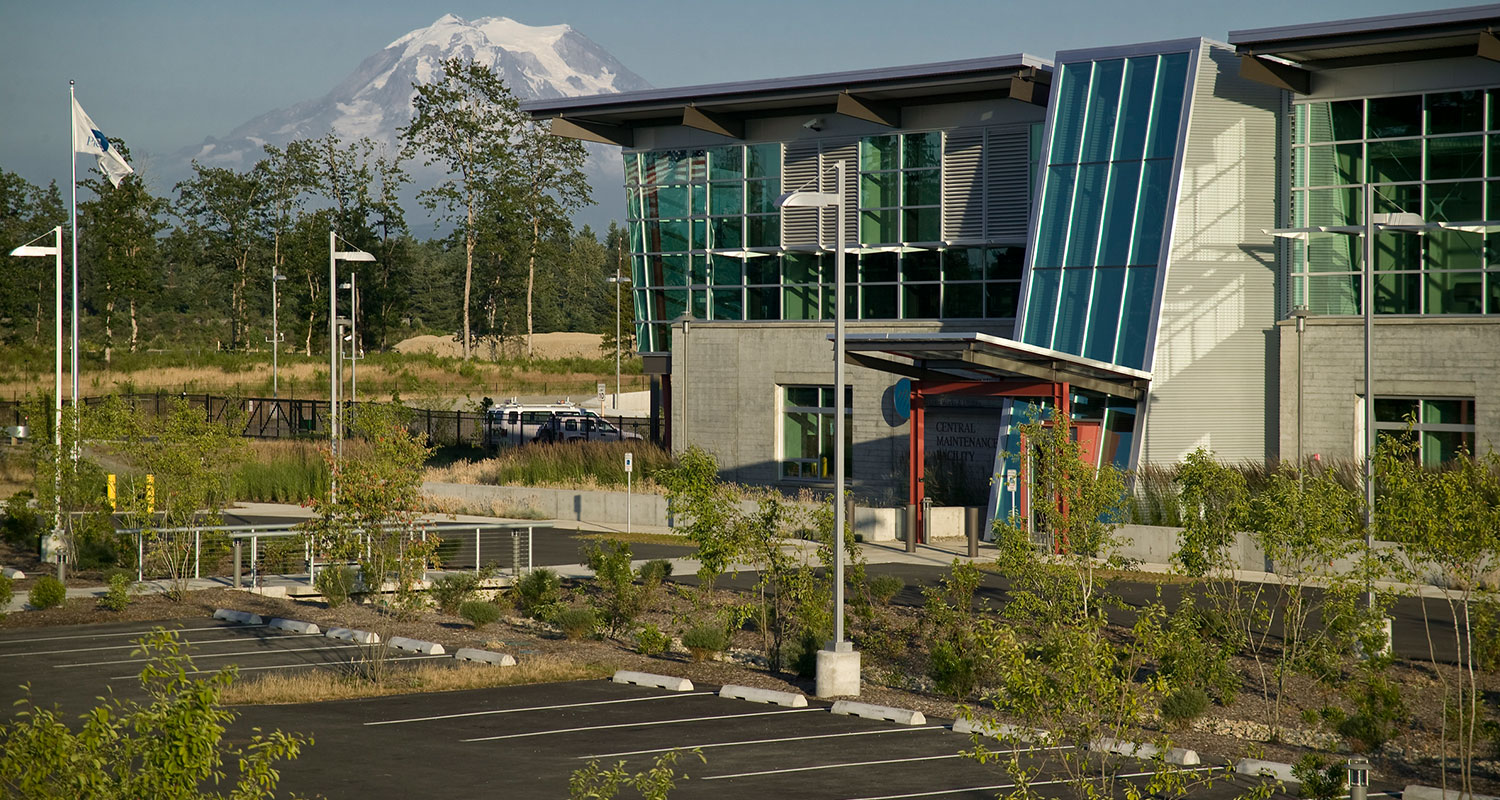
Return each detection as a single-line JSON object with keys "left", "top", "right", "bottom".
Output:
{"left": 69, "top": 81, "right": 79, "bottom": 462}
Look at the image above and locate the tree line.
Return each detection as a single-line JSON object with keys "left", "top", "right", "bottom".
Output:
{"left": 0, "top": 59, "right": 634, "bottom": 364}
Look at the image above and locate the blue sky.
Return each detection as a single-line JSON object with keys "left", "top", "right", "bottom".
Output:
{"left": 0, "top": 0, "right": 1452, "bottom": 200}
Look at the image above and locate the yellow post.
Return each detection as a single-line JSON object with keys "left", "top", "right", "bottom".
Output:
{"left": 107, "top": 474, "right": 117, "bottom": 511}
{"left": 146, "top": 474, "right": 155, "bottom": 514}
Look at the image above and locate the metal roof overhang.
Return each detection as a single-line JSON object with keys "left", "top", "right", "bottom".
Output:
{"left": 520, "top": 55, "right": 1052, "bottom": 145}
{"left": 841, "top": 332, "right": 1151, "bottom": 400}
{"left": 1229, "top": 5, "right": 1500, "bottom": 92}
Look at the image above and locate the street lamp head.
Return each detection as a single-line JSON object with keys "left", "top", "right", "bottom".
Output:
{"left": 776, "top": 190, "right": 842, "bottom": 209}
{"left": 339, "top": 282, "right": 353, "bottom": 290}
{"left": 9, "top": 245, "right": 58, "bottom": 257}
{"left": 273, "top": 273, "right": 287, "bottom": 281}
{"left": 334, "top": 250, "right": 376, "bottom": 262}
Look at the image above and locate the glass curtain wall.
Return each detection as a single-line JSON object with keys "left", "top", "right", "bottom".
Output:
{"left": 1018, "top": 49, "right": 1195, "bottom": 371}
{"left": 1290, "top": 89, "right": 1500, "bottom": 316}
{"left": 779, "top": 385, "right": 853, "bottom": 481}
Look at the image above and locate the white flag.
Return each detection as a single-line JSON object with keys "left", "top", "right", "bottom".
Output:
{"left": 72, "top": 97, "right": 134, "bottom": 188}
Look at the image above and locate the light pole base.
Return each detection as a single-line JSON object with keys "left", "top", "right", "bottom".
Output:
{"left": 815, "top": 643, "right": 860, "bottom": 698}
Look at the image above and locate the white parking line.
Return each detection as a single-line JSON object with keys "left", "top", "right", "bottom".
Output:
{"left": 0, "top": 624, "right": 265, "bottom": 646}
{"left": 1, "top": 633, "right": 320, "bottom": 659}
{"left": 839, "top": 767, "right": 1217, "bottom": 800}
{"left": 57, "top": 643, "right": 360, "bottom": 669}
{"left": 463, "top": 707, "right": 823, "bottom": 742}
{"left": 107, "top": 653, "right": 450, "bottom": 680}
{"left": 580, "top": 726, "right": 945, "bottom": 759}
{"left": 367, "top": 691, "right": 717, "bottom": 726}
{"left": 702, "top": 747, "right": 1065, "bottom": 782}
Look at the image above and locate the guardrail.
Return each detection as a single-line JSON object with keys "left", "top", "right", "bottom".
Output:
{"left": 114, "top": 521, "right": 534, "bottom": 589}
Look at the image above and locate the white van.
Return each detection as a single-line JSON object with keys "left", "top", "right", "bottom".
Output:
{"left": 482, "top": 401, "right": 600, "bottom": 448}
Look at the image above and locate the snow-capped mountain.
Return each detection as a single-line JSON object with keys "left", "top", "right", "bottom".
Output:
{"left": 167, "top": 15, "right": 649, "bottom": 230}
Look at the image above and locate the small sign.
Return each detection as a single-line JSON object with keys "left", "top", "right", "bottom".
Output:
{"left": 1005, "top": 469, "right": 1017, "bottom": 491}
{"left": 624, "top": 452, "right": 634, "bottom": 473}
{"left": 598, "top": 382, "right": 607, "bottom": 405}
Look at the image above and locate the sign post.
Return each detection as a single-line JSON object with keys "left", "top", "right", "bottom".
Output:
{"left": 597, "top": 382, "right": 607, "bottom": 410}
{"left": 624, "top": 451, "right": 633, "bottom": 534}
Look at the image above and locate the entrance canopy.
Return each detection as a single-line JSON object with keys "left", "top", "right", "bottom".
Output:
{"left": 842, "top": 331, "right": 1151, "bottom": 400}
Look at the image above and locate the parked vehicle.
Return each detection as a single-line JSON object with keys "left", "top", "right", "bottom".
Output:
{"left": 483, "top": 401, "right": 599, "bottom": 448}
{"left": 534, "top": 412, "right": 642, "bottom": 443}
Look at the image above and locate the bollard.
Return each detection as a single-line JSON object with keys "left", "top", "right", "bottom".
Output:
{"left": 251, "top": 534, "right": 258, "bottom": 587}
{"left": 904, "top": 504, "right": 917, "bottom": 553}
{"left": 195, "top": 530, "right": 201, "bottom": 579}
{"left": 233, "top": 539, "right": 242, "bottom": 588}
{"left": 138, "top": 534, "right": 144, "bottom": 582}
{"left": 526, "top": 526, "right": 533, "bottom": 575}
{"left": 474, "top": 528, "right": 481, "bottom": 575}
{"left": 966, "top": 506, "right": 980, "bottom": 558}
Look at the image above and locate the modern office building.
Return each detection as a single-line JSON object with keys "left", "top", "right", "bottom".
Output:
{"left": 524, "top": 5, "right": 1500, "bottom": 531}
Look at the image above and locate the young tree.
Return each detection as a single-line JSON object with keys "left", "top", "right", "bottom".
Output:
{"left": 515, "top": 118, "right": 591, "bottom": 357}
{"left": 77, "top": 142, "right": 168, "bottom": 362}
{"left": 0, "top": 169, "right": 67, "bottom": 344}
{"left": 174, "top": 162, "right": 268, "bottom": 350}
{"left": 400, "top": 58, "right": 522, "bottom": 361}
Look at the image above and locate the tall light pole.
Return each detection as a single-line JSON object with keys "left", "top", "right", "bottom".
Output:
{"left": 1289, "top": 305, "right": 1309, "bottom": 491}
{"left": 340, "top": 275, "right": 360, "bottom": 408}
{"left": 607, "top": 269, "right": 631, "bottom": 412}
{"left": 268, "top": 269, "right": 287, "bottom": 398}
{"left": 329, "top": 232, "right": 375, "bottom": 502}
{"left": 778, "top": 159, "right": 858, "bottom": 697}
{"left": 11, "top": 227, "right": 64, "bottom": 569}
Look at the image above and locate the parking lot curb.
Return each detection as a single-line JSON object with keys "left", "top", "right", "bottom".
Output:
{"left": 268, "top": 618, "right": 320, "bottom": 635}
{"left": 390, "top": 636, "right": 446, "bottom": 655}
{"left": 1234, "top": 758, "right": 1297, "bottom": 783}
{"left": 1091, "top": 737, "right": 1200, "bottom": 766}
{"left": 831, "top": 700, "right": 926, "bottom": 726}
{"left": 325, "top": 627, "right": 380, "bottom": 645}
{"left": 1, "top": 567, "right": 23, "bottom": 579}
{"left": 612, "top": 670, "right": 694, "bottom": 691}
{"left": 454, "top": 647, "right": 516, "bottom": 666}
{"left": 1404, "top": 786, "right": 1499, "bottom": 800}
{"left": 212, "top": 608, "right": 263, "bottom": 625}
{"left": 719, "top": 684, "right": 808, "bottom": 707}
{"left": 950, "top": 717, "right": 1050, "bottom": 742}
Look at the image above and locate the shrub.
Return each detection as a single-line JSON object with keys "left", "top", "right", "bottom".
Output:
{"left": 584, "top": 542, "right": 666, "bottom": 636}
{"left": 515, "top": 568, "right": 563, "bottom": 621}
{"left": 28, "top": 575, "right": 66, "bottom": 610}
{"left": 681, "top": 625, "right": 728, "bottom": 662}
{"left": 634, "top": 623, "right": 669, "bottom": 656}
{"left": 639, "top": 559, "right": 673, "bottom": 585}
{"left": 1160, "top": 686, "right": 1210, "bottom": 728}
{"left": 0, "top": 574, "right": 11, "bottom": 619}
{"left": 867, "top": 574, "right": 905, "bottom": 605}
{"left": 431, "top": 572, "right": 482, "bottom": 615}
{"left": 789, "top": 629, "right": 825, "bottom": 679}
{"left": 100, "top": 573, "right": 132, "bottom": 612}
{"left": 1, "top": 491, "right": 41, "bottom": 548}
{"left": 315, "top": 565, "right": 358, "bottom": 609}
{"left": 929, "top": 639, "right": 988, "bottom": 700}
{"left": 1317, "top": 674, "right": 1407, "bottom": 752}
{"left": 1292, "top": 753, "right": 1346, "bottom": 800}
{"left": 459, "top": 600, "right": 502, "bottom": 629}
{"left": 555, "top": 606, "right": 598, "bottom": 640}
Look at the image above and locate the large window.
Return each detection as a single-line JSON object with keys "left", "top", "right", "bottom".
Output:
{"left": 859, "top": 132, "right": 941, "bottom": 244}
{"left": 779, "top": 385, "right": 852, "bottom": 481}
{"left": 1374, "top": 396, "right": 1475, "bottom": 467}
{"left": 1291, "top": 90, "right": 1500, "bottom": 316}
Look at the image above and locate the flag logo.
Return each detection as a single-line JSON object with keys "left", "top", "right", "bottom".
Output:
{"left": 72, "top": 96, "right": 133, "bottom": 188}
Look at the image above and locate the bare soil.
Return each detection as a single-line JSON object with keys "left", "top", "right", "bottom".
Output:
{"left": 392, "top": 332, "right": 603, "bottom": 361}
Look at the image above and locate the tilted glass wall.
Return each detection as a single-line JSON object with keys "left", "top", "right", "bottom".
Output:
{"left": 1290, "top": 89, "right": 1500, "bottom": 316}
{"left": 1018, "top": 49, "right": 1194, "bottom": 371}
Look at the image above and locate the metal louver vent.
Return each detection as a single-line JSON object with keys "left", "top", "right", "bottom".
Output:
{"left": 783, "top": 141, "right": 820, "bottom": 247}
{"left": 820, "top": 140, "right": 858, "bottom": 248}
{"left": 943, "top": 129, "right": 985, "bottom": 241}
{"left": 986, "top": 126, "right": 1031, "bottom": 241}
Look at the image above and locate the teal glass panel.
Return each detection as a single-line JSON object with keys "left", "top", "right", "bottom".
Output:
{"left": 1425, "top": 270, "right": 1484, "bottom": 313}
{"left": 663, "top": 151, "right": 693, "bottom": 183}
{"left": 1116, "top": 265, "right": 1156, "bottom": 370}
{"left": 1374, "top": 272, "right": 1420, "bottom": 314}
{"left": 783, "top": 284, "right": 818, "bottom": 320}
{"left": 861, "top": 136, "right": 899, "bottom": 171}
{"left": 711, "top": 256, "right": 743, "bottom": 286}
{"left": 1294, "top": 103, "right": 1307, "bottom": 146}
{"left": 1307, "top": 234, "right": 1360, "bottom": 273}
{"left": 942, "top": 248, "right": 985, "bottom": 281}
{"left": 711, "top": 288, "right": 742, "bottom": 321}
{"left": 1424, "top": 397, "right": 1472, "bottom": 425}
{"left": 745, "top": 256, "right": 779, "bottom": 285}
{"left": 746, "top": 214, "right": 779, "bottom": 248}
{"left": 903, "top": 284, "right": 940, "bottom": 318}
{"left": 1144, "top": 52, "right": 1189, "bottom": 159}
{"left": 690, "top": 184, "right": 707, "bottom": 216}
{"left": 625, "top": 186, "right": 640, "bottom": 219}
{"left": 661, "top": 289, "right": 687, "bottom": 320}
{"left": 987, "top": 246, "right": 1024, "bottom": 279}
{"left": 630, "top": 220, "right": 644, "bottom": 252}
{"left": 1048, "top": 62, "right": 1091, "bottom": 165}
{"left": 861, "top": 172, "right": 899, "bottom": 208}
{"left": 1306, "top": 274, "right": 1360, "bottom": 315}
{"left": 711, "top": 216, "right": 742, "bottom": 248}
{"left": 708, "top": 146, "right": 743, "bottom": 180}
{"left": 1425, "top": 229, "right": 1483, "bottom": 270}
{"left": 901, "top": 250, "right": 941, "bottom": 281}
{"left": 1081, "top": 59, "right": 1125, "bottom": 163}
{"left": 903, "top": 169, "right": 941, "bottom": 206}
{"left": 1035, "top": 165, "right": 1077, "bottom": 266}
{"left": 783, "top": 253, "right": 820, "bottom": 283}
{"left": 1491, "top": 136, "right": 1500, "bottom": 178}
{"left": 1112, "top": 57, "right": 1158, "bottom": 161}
{"left": 1374, "top": 397, "right": 1418, "bottom": 423}
{"left": 747, "top": 179, "right": 779, "bottom": 215}
{"left": 1065, "top": 162, "right": 1109, "bottom": 266}
{"left": 643, "top": 254, "right": 665, "bottom": 289}
{"left": 747, "top": 143, "right": 780, "bottom": 179}
{"left": 653, "top": 185, "right": 689, "bottom": 219}
{"left": 1022, "top": 268, "right": 1061, "bottom": 343}
{"left": 1099, "top": 161, "right": 1142, "bottom": 266}
{"left": 1300, "top": 144, "right": 1363, "bottom": 186}
{"left": 1130, "top": 159, "right": 1173, "bottom": 265}
{"left": 1490, "top": 273, "right": 1500, "bottom": 313}
{"left": 862, "top": 284, "right": 897, "bottom": 319}
{"left": 659, "top": 220, "right": 691, "bottom": 252}
{"left": 1367, "top": 139, "right": 1422, "bottom": 183}
{"left": 1084, "top": 268, "right": 1125, "bottom": 363}
{"left": 691, "top": 288, "right": 708, "bottom": 319}
{"left": 1373, "top": 231, "right": 1420, "bottom": 271}
{"left": 659, "top": 254, "right": 689, "bottom": 287}
{"left": 1304, "top": 100, "right": 1364, "bottom": 143}
{"left": 943, "top": 282, "right": 983, "bottom": 317}
{"left": 985, "top": 282, "right": 1020, "bottom": 318}
{"left": 1304, "top": 187, "right": 1362, "bottom": 226}
{"left": 623, "top": 153, "right": 640, "bottom": 185}
{"left": 862, "top": 252, "right": 898, "bottom": 282}
{"left": 689, "top": 254, "right": 708, "bottom": 285}
{"left": 1426, "top": 180, "right": 1483, "bottom": 222}
{"left": 690, "top": 219, "right": 707, "bottom": 250}
{"left": 746, "top": 286, "right": 780, "bottom": 320}
{"left": 1373, "top": 182, "right": 1420, "bottom": 215}
{"left": 904, "top": 207, "right": 940, "bottom": 241}
{"left": 688, "top": 151, "right": 708, "bottom": 182}
{"left": 1368, "top": 95, "right": 1422, "bottom": 138}
{"left": 861, "top": 208, "right": 898, "bottom": 243}
{"left": 632, "top": 288, "right": 648, "bottom": 322}
{"left": 1429, "top": 136, "right": 1484, "bottom": 180}
{"left": 1052, "top": 268, "right": 1093, "bottom": 353}
{"left": 903, "top": 132, "right": 942, "bottom": 168}
{"left": 1427, "top": 91, "right": 1484, "bottom": 135}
